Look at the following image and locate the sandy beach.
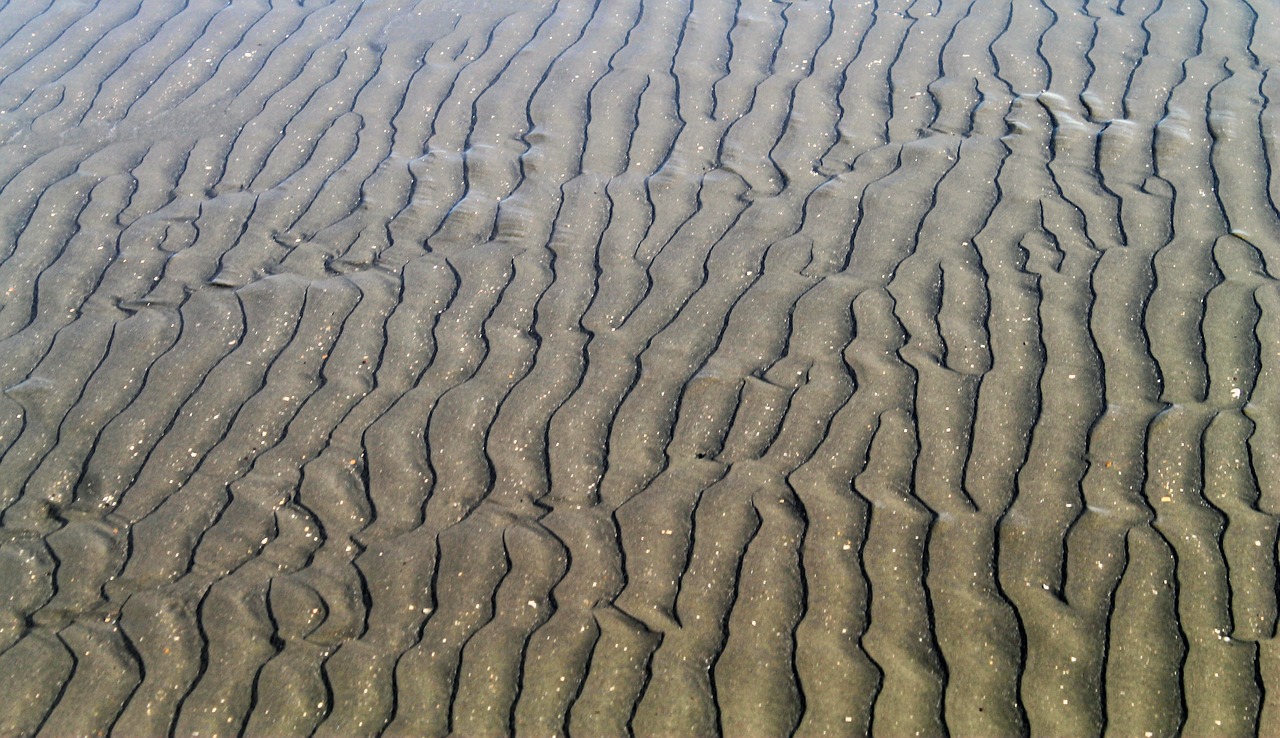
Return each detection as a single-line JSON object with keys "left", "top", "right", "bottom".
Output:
{"left": 0, "top": 0, "right": 1278, "bottom": 734}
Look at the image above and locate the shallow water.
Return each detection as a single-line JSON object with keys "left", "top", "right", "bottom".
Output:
{"left": 0, "top": 0, "right": 1277, "bottom": 735}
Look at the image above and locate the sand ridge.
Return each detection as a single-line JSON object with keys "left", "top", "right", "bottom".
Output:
{"left": 0, "top": 0, "right": 1278, "bottom": 735}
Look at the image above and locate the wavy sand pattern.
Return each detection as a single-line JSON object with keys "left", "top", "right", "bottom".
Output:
{"left": 0, "top": 0, "right": 1278, "bottom": 735}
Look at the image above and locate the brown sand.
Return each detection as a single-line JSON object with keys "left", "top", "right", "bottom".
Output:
{"left": 0, "top": 0, "right": 1278, "bottom": 735}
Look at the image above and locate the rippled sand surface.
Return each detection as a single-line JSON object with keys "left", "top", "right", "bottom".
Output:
{"left": 1, "top": 0, "right": 1278, "bottom": 735}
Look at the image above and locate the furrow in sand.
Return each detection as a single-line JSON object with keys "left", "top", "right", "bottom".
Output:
{"left": 0, "top": 628, "right": 73, "bottom": 735}
{"left": 0, "top": 0, "right": 1278, "bottom": 734}
{"left": 488, "top": 191, "right": 625, "bottom": 736}
{"left": 0, "top": 1, "right": 58, "bottom": 66}
{"left": 0, "top": 0, "right": 137, "bottom": 113}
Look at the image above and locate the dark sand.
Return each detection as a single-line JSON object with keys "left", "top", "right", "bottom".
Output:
{"left": 0, "top": 0, "right": 1278, "bottom": 735}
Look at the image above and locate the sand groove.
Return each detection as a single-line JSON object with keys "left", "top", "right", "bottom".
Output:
{"left": 1, "top": 0, "right": 1278, "bottom": 735}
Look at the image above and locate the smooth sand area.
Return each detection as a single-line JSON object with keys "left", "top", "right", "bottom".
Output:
{"left": 1, "top": 0, "right": 1278, "bottom": 735}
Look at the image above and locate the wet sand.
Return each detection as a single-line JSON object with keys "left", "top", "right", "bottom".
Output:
{"left": 0, "top": 0, "right": 1278, "bottom": 735}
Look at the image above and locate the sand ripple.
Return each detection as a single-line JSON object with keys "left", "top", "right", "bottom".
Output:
{"left": 1, "top": 0, "right": 1278, "bottom": 734}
